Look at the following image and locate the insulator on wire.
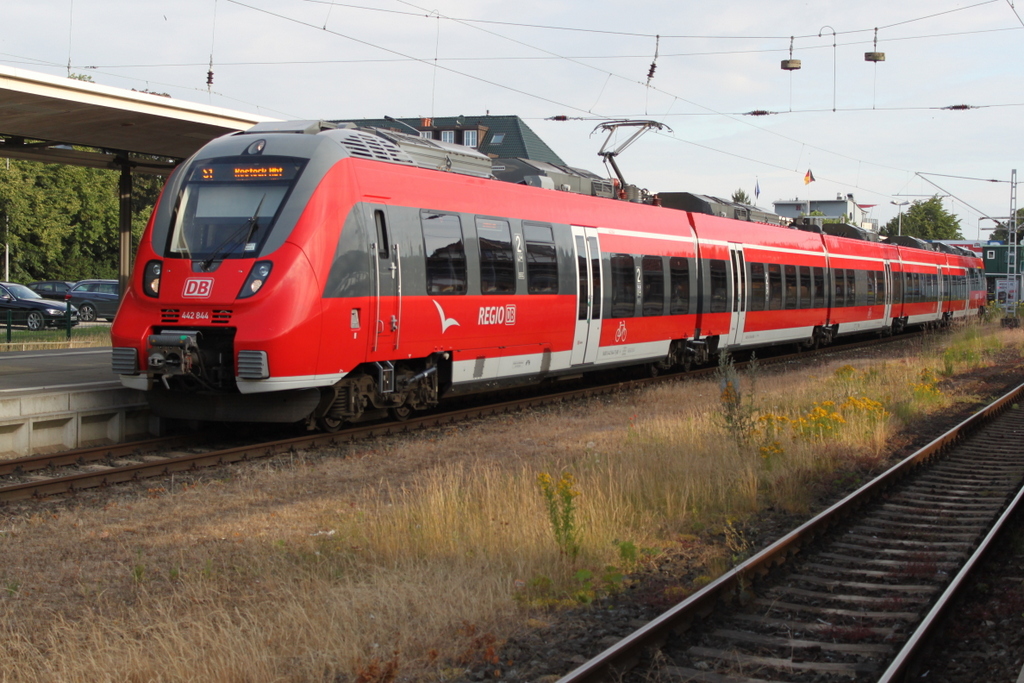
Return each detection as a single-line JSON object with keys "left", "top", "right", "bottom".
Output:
{"left": 646, "top": 35, "right": 660, "bottom": 85}
{"left": 206, "top": 70, "right": 214, "bottom": 87}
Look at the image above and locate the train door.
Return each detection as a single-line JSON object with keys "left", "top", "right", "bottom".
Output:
{"left": 367, "top": 204, "right": 401, "bottom": 354}
{"left": 571, "top": 226, "right": 602, "bottom": 365}
{"left": 936, "top": 266, "right": 945, "bottom": 316}
{"left": 726, "top": 244, "right": 747, "bottom": 347}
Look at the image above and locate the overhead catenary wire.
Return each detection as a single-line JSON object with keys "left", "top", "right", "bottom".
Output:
{"left": 217, "top": 0, "right": 1015, "bottom": 210}
{"left": 21, "top": 0, "right": 1018, "bottom": 217}
{"left": 294, "top": 0, "right": 1002, "bottom": 41}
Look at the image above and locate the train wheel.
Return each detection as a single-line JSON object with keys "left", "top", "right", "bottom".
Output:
{"left": 317, "top": 416, "right": 344, "bottom": 432}
{"left": 389, "top": 405, "right": 414, "bottom": 421}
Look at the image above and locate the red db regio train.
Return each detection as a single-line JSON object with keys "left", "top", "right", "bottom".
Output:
{"left": 110, "top": 120, "right": 986, "bottom": 429}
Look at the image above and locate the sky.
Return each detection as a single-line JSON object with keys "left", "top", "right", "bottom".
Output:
{"left": 3, "top": 0, "right": 1024, "bottom": 238}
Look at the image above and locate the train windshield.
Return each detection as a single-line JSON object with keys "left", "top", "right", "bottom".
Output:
{"left": 166, "top": 157, "right": 305, "bottom": 261}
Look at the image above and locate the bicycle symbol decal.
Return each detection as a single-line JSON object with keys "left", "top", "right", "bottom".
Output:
{"left": 614, "top": 320, "right": 627, "bottom": 343}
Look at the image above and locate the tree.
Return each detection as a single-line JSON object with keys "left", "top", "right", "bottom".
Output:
{"left": 988, "top": 207, "right": 1024, "bottom": 243}
{"left": 731, "top": 188, "right": 752, "bottom": 205}
{"left": 879, "top": 196, "right": 963, "bottom": 240}
{"left": 0, "top": 158, "right": 160, "bottom": 283}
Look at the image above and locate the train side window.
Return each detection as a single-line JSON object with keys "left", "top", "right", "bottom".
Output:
{"left": 784, "top": 265, "right": 797, "bottom": 309}
{"left": 798, "top": 266, "right": 811, "bottom": 309}
{"left": 768, "top": 264, "right": 782, "bottom": 310}
{"left": 610, "top": 254, "right": 636, "bottom": 317}
{"left": 576, "top": 236, "right": 588, "bottom": 320}
{"left": 476, "top": 217, "right": 515, "bottom": 294}
{"left": 422, "top": 212, "right": 466, "bottom": 295}
{"left": 846, "top": 269, "right": 856, "bottom": 306}
{"left": 373, "top": 210, "right": 389, "bottom": 258}
{"left": 523, "top": 222, "right": 558, "bottom": 294}
{"left": 812, "top": 267, "right": 825, "bottom": 308}
{"left": 892, "top": 270, "right": 902, "bottom": 303}
{"left": 588, "top": 236, "right": 602, "bottom": 319}
{"left": 866, "top": 271, "right": 876, "bottom": 306}
{"left": 708, "top": 259, "right": 728, "bottom": 313}
{"left": 642, "top": 256, "right": 665, "bottom": 316}
{"left": 669, "top": 257, "right": 690, "bottom": 315}
{"left": 834, "top": 268, "right": 845, "bottom": 306}
{"left": 749, "top": 262, "right": 766, "bottom": 312}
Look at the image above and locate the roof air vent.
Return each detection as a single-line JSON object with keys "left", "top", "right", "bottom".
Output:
{"left": 328, "top": 129, "right": 417, "bottom": 166}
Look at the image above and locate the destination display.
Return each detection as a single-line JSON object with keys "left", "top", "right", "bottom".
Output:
{"left": 191, "top": 159, "right": 303, "bottom": 182}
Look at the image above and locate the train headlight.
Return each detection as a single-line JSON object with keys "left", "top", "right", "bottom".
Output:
{"left": 143, "top": 260, "right": 162, "bottom": 298}
{"left": 238, "top": 260, "right": 273, "bottom": 299}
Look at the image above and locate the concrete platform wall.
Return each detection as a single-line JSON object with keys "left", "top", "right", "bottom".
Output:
{"left": 0, "top": 387, "right": 151, "bottom": 458}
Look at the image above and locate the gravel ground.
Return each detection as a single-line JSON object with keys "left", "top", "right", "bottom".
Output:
{"left": 913, "top": 521, "right": 1024, "bottom": 683}
{"left": 453, "top": 359, "right": 1024, "bottom": 683}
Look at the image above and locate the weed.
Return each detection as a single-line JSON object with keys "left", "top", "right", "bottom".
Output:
{"left": 614, "top": 539, "right": 638, "bottom": 566}
{"left": 537, "top": 471, "right": 581, "bottom": 559}
{"left": 354, "top": 652, "right": 400, "bottom": 683}
{"left": 715, "top": 352, "right": 759, "bottom": 444}
{"left": 723, "top": 518, "right": 752, "bottom": 567}
{"left": 793, "top": 401, "right": 846, "bottom": 440}
{"left": 454, "top": 622, "right": 500, "bottom": 668}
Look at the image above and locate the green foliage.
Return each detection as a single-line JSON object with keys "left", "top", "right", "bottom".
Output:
{"left": 880, "top": 196, "right": 963, "bottom": 240}
{"left": 731, "top": 188, "right": 751, "bottom": 205}
{"left": 987, "top": 207, "right": 1024, "bottom": 243}
{"left": 0, "top": 158, "right": 161, "bottom": 282}
{"left": 537, "top": 472, "right": 581, "bottom": 558}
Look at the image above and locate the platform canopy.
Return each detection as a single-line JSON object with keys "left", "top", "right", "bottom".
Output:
{"left": 0, "top": 65, "right": 275, "bottom": 175}
{"left": 0, "top": 65, "right": 278, "bottom": 288}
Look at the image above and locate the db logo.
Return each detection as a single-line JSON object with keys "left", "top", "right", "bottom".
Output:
{"left": 182, "top": 278, "right": 214, "bottom": 298}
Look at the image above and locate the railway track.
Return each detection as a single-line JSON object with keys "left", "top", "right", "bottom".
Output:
{"left": 0, "top": 330, "right": 926, "bottom": 504}
{"left": 555, "top": 381, "right": 1024, "bottom": 683}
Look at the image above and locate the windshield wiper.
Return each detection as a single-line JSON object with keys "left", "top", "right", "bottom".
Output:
{"left": 200, "top": 194, "right": 267, "bottom": 271}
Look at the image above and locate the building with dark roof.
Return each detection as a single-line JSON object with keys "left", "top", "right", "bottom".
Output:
{"left": 330, "top": 114, "right": 565, "bottom": 165}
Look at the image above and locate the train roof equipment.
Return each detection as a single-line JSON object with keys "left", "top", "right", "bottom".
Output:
{"left": 821, "top": 222, "right": 881, "bottom": 242}
{"left": 490, "top": 157, "right": 615, "bottom": 198}
{"left": 657, "top": 192, "right": 785, "bottom": 225}
{"left": 592, "top": 120, "right": 671, "bottom": 201}
{"left": 885, "top": 234, "right": 935, "bottom": 250}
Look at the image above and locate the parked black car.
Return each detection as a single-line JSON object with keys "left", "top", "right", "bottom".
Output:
{"left": 65, "top": 279, "right": 120, "bottom": 322}
{"left": 26, "top": 280, "right": 76, "bottom": 298}
{"left": 0, "top": 282, "right": 78, "bottom": 330}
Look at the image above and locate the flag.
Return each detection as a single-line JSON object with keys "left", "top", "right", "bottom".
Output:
{"left": 754, "top": 178, "right": 760, "bottom": 200}
{"left": 804, "top": 169, "right": 815, "bottom": 185}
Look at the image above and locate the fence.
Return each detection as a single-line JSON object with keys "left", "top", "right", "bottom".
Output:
{"left": 2, "top": 308, "right": 110, "bottom": 350}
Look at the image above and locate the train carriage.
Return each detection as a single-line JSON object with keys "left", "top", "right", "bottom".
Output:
{"left": 821, "top": 235, "right": 900, "bottom": 338}
{"left": 894, "top": 245, "right": 947, "bottom": 328}
{"left": 686, "top": 212, "right": 830, "bottom": 351}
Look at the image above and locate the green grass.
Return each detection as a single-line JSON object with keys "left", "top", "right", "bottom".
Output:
{"left": 0, "top": 324, "right": 111, "bottom": 351}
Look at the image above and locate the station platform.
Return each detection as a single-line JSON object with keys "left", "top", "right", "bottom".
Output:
{"left": 0, "top": 348, "right": 153, "bottom": 458}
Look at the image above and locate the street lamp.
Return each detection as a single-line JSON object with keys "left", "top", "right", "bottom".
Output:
{"left": 891, "top": 200, "right": 909, "bottom": 236}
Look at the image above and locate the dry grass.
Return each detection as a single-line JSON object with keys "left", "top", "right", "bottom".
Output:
{"left": 1, "top": 322, "right": 1021, "bottom": 681}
